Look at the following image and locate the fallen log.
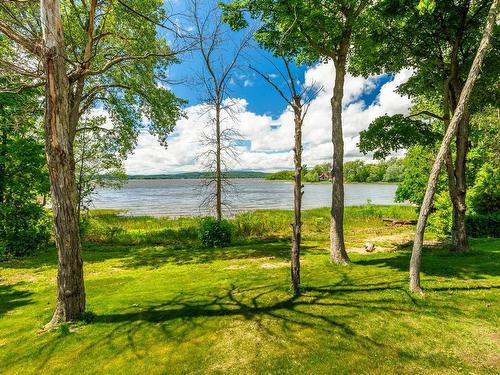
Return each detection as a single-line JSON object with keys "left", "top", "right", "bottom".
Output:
{"left": 382, "top": 218, "right": 418, "bottom": 225}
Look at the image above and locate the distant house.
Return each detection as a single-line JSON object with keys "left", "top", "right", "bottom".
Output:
{"left": 319, "top": 172, "right": 334, "bottom": 181}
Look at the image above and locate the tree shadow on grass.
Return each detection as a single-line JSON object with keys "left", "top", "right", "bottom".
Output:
{"left": 354, "top": 242, "right": 500, "bottom": 280}
{"left": 0, "top": 282, "right": 33, "bottom": 317}
{"left": 62, "top": 281, "right": 489, "bottom": 373}
{"left": 0, "top": 239, "right": 305, "bottom": 271}
{"left": 117, "top": 241, "right": 323, "bottom": 269}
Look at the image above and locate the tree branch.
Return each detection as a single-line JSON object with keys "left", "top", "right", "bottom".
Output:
{"left": 0, "top": 19, "right": 41, "bottom": 56}
{"left": 408, "top": 111, "right": 444, "bottom": 121}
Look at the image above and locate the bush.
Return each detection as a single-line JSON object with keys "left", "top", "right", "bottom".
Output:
{"left": 0, "top": 203, "right": 51, "bottom": 259}
{"left": 466, "top": 212, "right": 500, "bottom": 238}
{"left": 428, "top": 190, "right": 453, "bottom": 238}
{"left": 468, "top": 162, "right": 499, "bottom": 214}
{"left": 198, "top": 217, "right": 232, "bottom": 248}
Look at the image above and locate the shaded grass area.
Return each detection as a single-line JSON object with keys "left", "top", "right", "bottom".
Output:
{"left": 0, "top": 207, "right": 498, "bottom": 374}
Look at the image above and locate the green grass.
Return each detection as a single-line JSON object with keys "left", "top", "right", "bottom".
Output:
{"left": 0, "top": 206, "right": 498, "bottom": 374}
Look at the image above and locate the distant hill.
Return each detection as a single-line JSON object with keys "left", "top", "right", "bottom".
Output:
{"left": 128, "top": 171, "right": 270, "bottom": 180}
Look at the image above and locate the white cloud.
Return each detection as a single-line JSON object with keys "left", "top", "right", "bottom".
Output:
{"left": 125, "top": 61, "right": 412, "bottom": 174}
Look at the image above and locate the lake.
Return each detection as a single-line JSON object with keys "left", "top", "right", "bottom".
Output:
{"left": 92, "top": 178, "right": 401, "bottom": 217}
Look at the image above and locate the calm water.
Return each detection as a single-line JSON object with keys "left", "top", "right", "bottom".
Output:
{"left": 92, "top": 178, "right": 400, "bottom": 217}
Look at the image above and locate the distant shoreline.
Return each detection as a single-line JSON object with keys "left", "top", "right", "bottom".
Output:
{"left": 125, "top": 175, "right": 397, "bottom": 184}
{"left": 127, "top": 171, "right": 269, "bottom": 180}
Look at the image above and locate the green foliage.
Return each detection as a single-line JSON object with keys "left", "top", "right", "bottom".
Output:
{"left": 303, "top": 170, "right": 319, "bottom": 182}
{"left": 351, "top": 0, "right": 498, "bottom": 116}
{"left": 468, "top": 162, "right": 500, "bottom": 214}
{"left": 344, "top": 160, "right": 369, "bottom": 182}
{"left": 198, "top": 218, "right": 233, "bottom": 248}
{"left": 75, "top": 116, "right": 128, "bottom": 212}
{"left": 265, "top": 170, "right": 295, "bottom": 180}
{"left": 303, "top": 163, "right": 331, "bottom": 182}
{"left": 359, "top": 114, "right": 439, "bottom": 159}
{"left": 427, "top": 190, "right": 453, "bottom": 238}
{"left": 0, "top": 88, "right": 51, "bottom": 259}
{"left": 417, "top": 0, "right": 436, "bottom": 14}
{"left": 395, "top": 145, "right": 443, "bottom": 205}
{"left": 0, "top": 204, "right": 51, "bottom": 259}
{"left": 268, "top": 160, "right": 405, "bottom": 183}
{"left": 0, "top": 0, "right": 185, "bottom": 148}
{"left": 344, "top": 158, "right": 404, "bottom": 183}
{"left": 466, "top": 212, "right": 500, "bottom": 238}
{"left": 223, "top": 0, "right": 369, "bottom": 64}
{"left": 394, "top": 107, "right": 500, "bottom": 238}
{"left": 383, "top": 159, "right": 405, "bottom": 182}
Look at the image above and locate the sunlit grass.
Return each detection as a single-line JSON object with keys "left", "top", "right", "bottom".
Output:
{"left": 0, "top": 206, "right": 498, "bottom": 374}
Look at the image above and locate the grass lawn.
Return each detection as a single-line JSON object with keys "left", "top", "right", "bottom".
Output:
{"left": 0, "top": 206, "right": 498, "bottom": 374}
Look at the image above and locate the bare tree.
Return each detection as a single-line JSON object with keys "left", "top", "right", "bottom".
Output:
{"left": 250, "top": 57, "right": 320, "bottom": 295}
{"left": 0, "top": 0, "right": 184, "bottom": 327}
{"left": 409, "top": 0, "right": 498, "bottom": 293}
{"left": 188, "top": 0, "right": 251, "bottom": 220}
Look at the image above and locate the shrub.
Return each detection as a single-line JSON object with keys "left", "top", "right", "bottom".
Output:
{"left": 428, "top": 190, "right": 453, "bottom": 238}
{"left": 0, "top": 203, "right": 51, "bottom": 259}
{"left": 468, "top": 162, "right": 499, "bottom": 214}
{"left": 466, "top": 212, "right": 500, "bottom": 238}
{"left": 198, "top": 217, "right": 232, "bottom": 248}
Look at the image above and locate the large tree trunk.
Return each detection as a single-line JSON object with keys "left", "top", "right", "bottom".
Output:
{"left": 215, "top": 102, "right": 222, "bottom": 221}
{"left": 446, "top": 3, "right": 470, "bottom": 253}
{"left": 441, "top": 81, "right": 462, "bottom": 250}
{"left": 330, "top": 53, "right": 349, "bottom": 264}
{"left": 449, "top": 76, "right": 470, "bottom": 253}
{"left": 451, "top": 115, "right": 469, "bottom": 252}
{"left": 291, "top": 99, "right": 303, "bottom": 295}
{"left": 409, "top": 0, "right": 498, "bottom": 292}
{"left": 41, "top": 0, "right": 85, "bottom": 327}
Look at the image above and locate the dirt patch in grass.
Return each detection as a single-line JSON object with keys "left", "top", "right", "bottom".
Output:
{"left": 261, "top": 262, "right": 289, "bottom": 269}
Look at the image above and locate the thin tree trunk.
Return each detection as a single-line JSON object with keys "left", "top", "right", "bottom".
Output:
{"left": 291, "top": 99, "right": 303, "bottom": 295}
{"left": 330, "top": 52, "right": 349, "bottom": 264}
{"left": 0, "top": 128, "right": 6, "bottom": 204}
{"left": 409, "top": 0, "right": 498, "bottom": 292}
{"left": 41, "top": 0, "right": 85, "bottom": 327}
{"left": 215, "top": 102, "right": 222, "bottom": 221}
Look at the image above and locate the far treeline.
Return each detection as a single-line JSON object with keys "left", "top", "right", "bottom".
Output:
{"left": 128, "top": 171, "right": 268, "bottom": 180}
{"left": 266, "top": 158, "right": 404, "bottom": 183}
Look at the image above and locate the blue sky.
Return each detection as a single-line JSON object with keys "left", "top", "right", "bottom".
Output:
{"left": 122, "top": 1, "right": 411, "bottom": 174}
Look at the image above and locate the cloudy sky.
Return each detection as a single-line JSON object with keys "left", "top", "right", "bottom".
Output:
{"left": 121, "top": 1, "right": 412, "bottom": 175}
{"left": 125, "top": 61, "right": 412, "bottom": 175}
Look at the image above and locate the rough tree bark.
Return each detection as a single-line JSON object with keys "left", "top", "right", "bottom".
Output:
{"left": 449, "top": 75, "right": 470, "bottom": 253}
{"left": 41, "top": 0, "right": 85, "bottom": 326}
{"left": 409, "top": 0, "right": 498, "bottom": 292}
{"left": 291, "top": 96, "right": 303, "bottom": 295}
{"left": 447, "top": 3, "right": 470, "bottom": 253}
{"left": 451, "top": 114, "right": 469, "bottom": 252}
{"left": 329, "top": 39, "right": 350, "bottom": 264}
